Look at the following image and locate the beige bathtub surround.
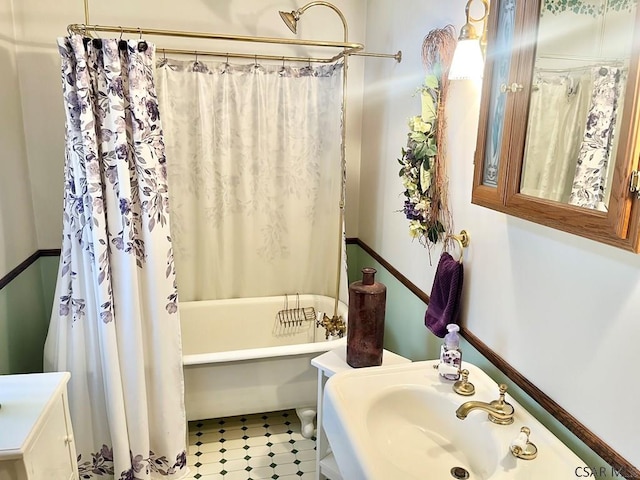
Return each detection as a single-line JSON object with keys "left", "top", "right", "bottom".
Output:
{"left": 185, "top": 410, "right": 319, "bottom": 480}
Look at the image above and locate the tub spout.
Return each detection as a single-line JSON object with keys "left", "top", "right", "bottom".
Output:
{"left": 456, "top": 383, "right": 514, "bottom": 425}
{"left": 317, "top": 313, "right": 346, "bottom": 339}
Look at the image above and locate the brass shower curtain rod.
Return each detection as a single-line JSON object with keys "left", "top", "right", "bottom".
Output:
{"left": 73, "top": 0, "right": 400, "bottom": 323}
{"left": 66, "top": 23, "right": 402, "bottom": 64}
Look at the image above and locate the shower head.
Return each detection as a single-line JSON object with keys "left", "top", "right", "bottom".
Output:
{"left": 279, "top": 10, "right": 299, "bottom": 34}
{"left": 279, "top": 3, "right": 349, "bottom": 42}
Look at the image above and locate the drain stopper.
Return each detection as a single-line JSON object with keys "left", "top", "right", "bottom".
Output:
{"left": 450, "top": 466, "right": 470, "bottom": 479}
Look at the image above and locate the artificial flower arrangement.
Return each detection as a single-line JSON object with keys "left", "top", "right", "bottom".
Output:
{"left": 398, "top": 73, "right": 447, "bottom": 246}
{"left": 398, "top": 26, "right": 456, "bottom": 252}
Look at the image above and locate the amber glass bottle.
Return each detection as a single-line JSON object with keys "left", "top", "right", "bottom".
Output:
{"left": 346, "top": 267, "right": 387, "bottom": 368}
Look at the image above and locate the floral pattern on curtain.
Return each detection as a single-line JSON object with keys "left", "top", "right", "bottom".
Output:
{"left": 155, "top": 59, "right": 347, "bottom": 303}
{"left": 568, "top": 66, "right": 622, "bottom": 210}
{"left": 44, "top": 35, "right": 186, "bottom": 480}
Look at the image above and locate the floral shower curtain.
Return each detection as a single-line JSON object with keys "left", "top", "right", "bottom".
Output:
{"left": 155, "top": 59, "right": 347, "bottom": 302}
{"left": 44, "top": 35, "right": 187, "bottom": 480}
{"left": 569, "top": 66, "right": 622, "bottom": 210}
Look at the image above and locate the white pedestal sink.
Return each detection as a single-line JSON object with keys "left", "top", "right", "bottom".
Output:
{"left": 323, "top": 360, "right": 586, "bottom": 479}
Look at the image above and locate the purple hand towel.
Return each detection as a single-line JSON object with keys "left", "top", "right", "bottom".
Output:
{"left": 424, "top": 252, "right": 464, "bottom": 338}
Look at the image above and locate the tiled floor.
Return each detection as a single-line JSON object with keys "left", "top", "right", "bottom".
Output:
{"left": 184, "top": 409, "right": 318, "bottom": 480}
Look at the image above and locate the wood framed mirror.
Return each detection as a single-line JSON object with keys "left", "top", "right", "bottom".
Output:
{"left": 472, "top": 0, "right": 640, "bottom": 252}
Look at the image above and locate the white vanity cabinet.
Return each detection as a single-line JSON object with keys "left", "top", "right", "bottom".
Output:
{"left": 0, "top": 372, "right": 78, "bottom": 480}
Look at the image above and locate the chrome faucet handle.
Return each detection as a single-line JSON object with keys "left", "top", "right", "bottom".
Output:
{"left": 510, "top": 426, "right": 538, "bottom": 460}
{"left": 453, "top": 369, "right": 475, "bottom": 396}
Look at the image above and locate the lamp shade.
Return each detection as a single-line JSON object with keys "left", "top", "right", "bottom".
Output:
{"left": 448, "top": 39, "right": 484, "bottom": 80}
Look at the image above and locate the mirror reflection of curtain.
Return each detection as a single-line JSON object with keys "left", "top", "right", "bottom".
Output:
{"left": 521, "top": 70, "right": 592, "bottom": 202}
{"left": 156, "top": 59, "right": 346, "bottom": 302}
{"left": 569, "top": 66, "right": 622, "bottom": 210}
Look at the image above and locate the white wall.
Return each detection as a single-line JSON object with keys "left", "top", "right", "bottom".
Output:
{"left": 361, "top": 0, "right": 640, "bottom": 469}
{"left": 0, "top": 0, "right": 38, "bottom": 277}
{"left": 10, "top": 0, "right": 366, "bottom": 248}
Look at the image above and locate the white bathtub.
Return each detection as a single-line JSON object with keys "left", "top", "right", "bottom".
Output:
{"left": 180, "top": 294, "right": 347, "bottom": 425}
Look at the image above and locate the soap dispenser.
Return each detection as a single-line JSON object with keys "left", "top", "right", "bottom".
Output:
{"left": 439, "top": 323, "right": 462, "bottom": 380}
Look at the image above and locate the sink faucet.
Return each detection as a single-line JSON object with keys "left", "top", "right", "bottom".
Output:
{"left": 455, "top": 383, "right": 515, "bottom": 425}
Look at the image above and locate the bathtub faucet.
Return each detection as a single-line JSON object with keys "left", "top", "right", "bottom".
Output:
{"left": 318, "top": 313, "right": 346, "bottom": 339}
